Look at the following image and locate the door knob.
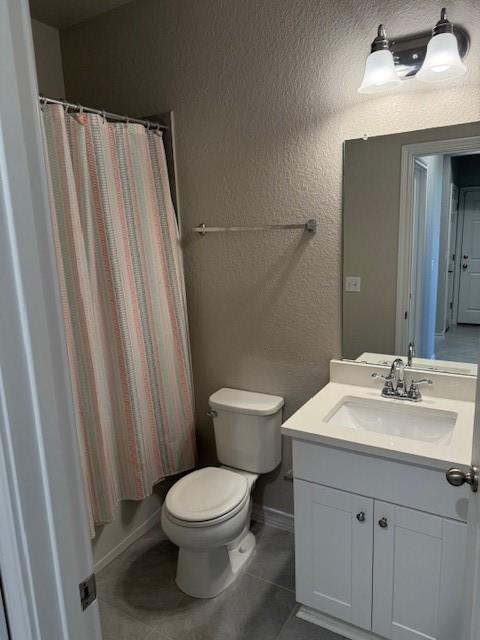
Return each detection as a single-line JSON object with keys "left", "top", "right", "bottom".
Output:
{"left": 378, "top": 517, "right": 388, "bottom": 529}
{"left": 356, "top": 511, "right": 366, "bottom": 522}
{"left": 462, "top": 264, "right": 468, "bottom": 270}
{"left": 446, "top": 466, "right": 479, "bottom": 492}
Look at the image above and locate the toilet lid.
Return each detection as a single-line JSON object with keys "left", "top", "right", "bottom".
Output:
{"left": 165, "top": 467, "right": 248, "bottom": 522}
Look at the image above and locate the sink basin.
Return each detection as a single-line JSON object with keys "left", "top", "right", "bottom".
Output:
{"left": 325, "top": 397, "right": 457, "bottom": 445}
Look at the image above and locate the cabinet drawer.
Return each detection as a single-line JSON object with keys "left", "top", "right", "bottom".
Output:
{"left": 292, "top": 439, "right": 468, "bottom": 521}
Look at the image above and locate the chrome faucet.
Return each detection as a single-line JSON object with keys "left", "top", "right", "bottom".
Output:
{"left": 390, "top": 358, "right": 406, "bottom": 396}
{"left": 372, "top": 357, "right": 432, "bottom": 402}
{"left": 407, "top": 342, "right": 415, "bottom": 367}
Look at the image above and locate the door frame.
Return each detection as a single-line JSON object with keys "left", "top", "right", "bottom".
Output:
{"left": 408, "top": 159, "right": 428, "bottom": 353}
{"left": 0, "top": 1, "right": 101, "bottom": 638}
{"left": 454, "top": 187, "right": 480, "bottom": 326}
{"left": 396, "top": 138, "right": 480, "bottom": 355}
{"left": 446, "top": 183, "right": 459, "bottom": 330}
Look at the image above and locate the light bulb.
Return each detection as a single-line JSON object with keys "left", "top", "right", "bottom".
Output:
{"left": 417, "top": 9, "right": 466, "bottom": 83}
{"left": 358, "top": 25, "right": 402, "bottom": 94}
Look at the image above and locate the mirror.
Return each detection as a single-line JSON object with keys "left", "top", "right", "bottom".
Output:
{"left": 343, "top": 120, "right": 480, "bottom": 376}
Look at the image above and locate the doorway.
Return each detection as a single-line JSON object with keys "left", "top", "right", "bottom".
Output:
{"left": 397, "top": 142, "right": 480, "bottom": 366}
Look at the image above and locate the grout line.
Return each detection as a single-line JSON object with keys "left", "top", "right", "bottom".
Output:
{"left": 244, "top": 570, "right": 295, "bottom": 594}
{"left": 274, "top": 602, "right": 299, "bottom": 639}
{"left": 99, "top": 596, "right": 157, "bottom": 631}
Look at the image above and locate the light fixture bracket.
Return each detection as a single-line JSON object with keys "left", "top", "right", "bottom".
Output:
{"left": 390, "top": 24, "right": 469, "bottom": 79}
{"left": 370, "top": 25, "right": 390, "bottom": 53}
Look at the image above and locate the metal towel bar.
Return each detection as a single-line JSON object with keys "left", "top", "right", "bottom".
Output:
{"left": 193, "top": 219, "right": 317, "bottom": 235}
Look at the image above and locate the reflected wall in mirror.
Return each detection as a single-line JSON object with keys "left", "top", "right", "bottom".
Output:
{"left": 343, "top": 121, "right": 480, "bottom": 377}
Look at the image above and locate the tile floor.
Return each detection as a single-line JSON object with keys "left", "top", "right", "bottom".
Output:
{"left": 97, "top": 521, "right": 345, "bottom": 640}
{"left": 435, "top": 323, "right": 480, "bottom": 364}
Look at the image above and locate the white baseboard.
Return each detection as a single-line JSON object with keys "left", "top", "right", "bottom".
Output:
{"left": 251, "top": 503, "right": 294, "bottom": 533}
{"left": 93, "top": 506, "right": 163, "bottom": 573}
{"left": 297, "top": 606, "right": 382, "bottom": 640}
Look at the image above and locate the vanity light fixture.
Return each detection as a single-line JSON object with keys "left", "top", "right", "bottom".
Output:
{"left": 416, "top": 8, "right": 466, "bottom": 83}
{"left": 358, "top": 9, "right": 469, "bottom": 93}
{"left": 358, "top": 25, "right": 402, "bottom": 94}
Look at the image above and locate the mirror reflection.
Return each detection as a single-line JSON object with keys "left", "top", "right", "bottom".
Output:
{"left": 343, "top": 121, "right": 480, "bottom": 376}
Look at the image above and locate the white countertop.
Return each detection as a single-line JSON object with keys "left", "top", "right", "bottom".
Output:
{"left": 282, "top": 370, "right": 475, "bottom": 469}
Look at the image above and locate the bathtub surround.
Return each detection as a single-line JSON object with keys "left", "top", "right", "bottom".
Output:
{"left": 42, "top": 104, "right": 196, "bottom": 529}
{"left": 59, "top": 0, "right": 480, "bottom": 517}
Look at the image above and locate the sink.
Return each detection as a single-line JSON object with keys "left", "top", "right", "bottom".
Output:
{"left": 325, "top": 396, "right": 457, "bottom": 445}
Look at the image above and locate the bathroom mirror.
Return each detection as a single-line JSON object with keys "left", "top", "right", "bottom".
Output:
{"left": 343, "top": 120, "right": 480, "bottom": 377}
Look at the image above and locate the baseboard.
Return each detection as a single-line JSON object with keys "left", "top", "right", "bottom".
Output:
{"left": 93, "top": 506, "right": 163, "bottom": 573}
{"left": 251, "top": 503, "right": 294, "bottom": 533}
{"left": 297, "top": 606, "right": 383, "bottom": 640}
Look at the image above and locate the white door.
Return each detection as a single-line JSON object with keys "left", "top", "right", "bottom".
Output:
{"left": 294, "top": 481, "right": 373, "bottom": 631}
{"left": 0, "top": 1, "right": 101, "bottom": 638}
{"left": 372, "top": 501, "right": 466, "bottom": 640}
{"left": 446, "top": 184, "right": 459, "bottom": 329}
{"left": 408, "top": 161, "right": 428, "bottom": 351}
{"left": 458, "top": 189, "right": 480, "bottom": 324}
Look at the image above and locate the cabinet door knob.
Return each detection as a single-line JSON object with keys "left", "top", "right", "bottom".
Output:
{"left": 378, "top": 517, "right": 388, "bottom": 529}
{"left": 356, "top": 511, "right": 366, "bottom": 522}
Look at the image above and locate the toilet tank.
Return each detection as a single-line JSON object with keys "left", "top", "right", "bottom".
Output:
{"left": 209, "top": 388, "right": 284, "bottom": 474}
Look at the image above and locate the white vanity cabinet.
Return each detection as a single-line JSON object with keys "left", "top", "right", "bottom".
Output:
{"left": 292, "top": 440, "right": 468, "bottom": 640}
{"left": 294, "top": 481, "right": 374, "bottom": 631}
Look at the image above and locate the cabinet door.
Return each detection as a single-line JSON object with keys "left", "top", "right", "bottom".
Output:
{"left": 294, "top": 480, "right": 373, "bottom": 630}
{"left": 372, "top": 501, "right": 467, "bottom": 640}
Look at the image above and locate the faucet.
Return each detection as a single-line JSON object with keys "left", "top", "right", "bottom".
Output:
{"left": 407, "top": 342, "right": 415, "bottom": 367}
{"left": 372, "top": 357, "right": 432, "bottom": 402}
{"left": 390, "top": 358, "right": 406, "bottom": 396}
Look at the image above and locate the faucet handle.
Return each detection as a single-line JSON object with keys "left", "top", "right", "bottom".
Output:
{"left": 408, "top": 378, "right": 432, "bottom": 401}
{"left": 410, "top": 378, "right": 433, "bottom": 386}
{"left": 371, "top": 372, "right": 392, "bottom": 382}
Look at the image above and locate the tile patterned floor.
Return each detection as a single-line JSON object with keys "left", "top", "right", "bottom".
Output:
{"left": 97, "top": 520, "right": 345, "bottom": 640}
{"left": 435, "top": 323, "right": 480, "bottom": 364}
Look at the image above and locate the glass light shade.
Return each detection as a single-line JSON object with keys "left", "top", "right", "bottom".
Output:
{"left": 358, "top": 49, "right": 402, "bottom": 94}
{"left": 416, "top": 32, "right": 466, "bottom": 83}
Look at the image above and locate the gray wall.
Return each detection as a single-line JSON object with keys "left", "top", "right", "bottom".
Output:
{"left": 343, "top": 122, "right": 480, "bottom": 361}
{"left": 31, "top": 19, "right": 65, "bottom": 97}
{"left": 60, "top": 0, "right": 480, "bottom": 515}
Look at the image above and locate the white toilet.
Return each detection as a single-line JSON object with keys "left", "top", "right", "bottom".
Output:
{"left": 161, "top": 387, "right": 284, "bottom": 598}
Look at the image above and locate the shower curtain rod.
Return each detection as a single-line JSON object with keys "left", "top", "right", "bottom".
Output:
{"left": 39, "top": 95, "right": 169, "bottom": 132}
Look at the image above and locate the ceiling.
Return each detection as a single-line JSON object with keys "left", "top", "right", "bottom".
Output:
{"left": 29, "top": 0, "right": 133, "bottom": 29}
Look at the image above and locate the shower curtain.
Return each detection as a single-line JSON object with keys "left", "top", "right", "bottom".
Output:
{"left": 41, "top": 104, "right": 196, "bottom": 531}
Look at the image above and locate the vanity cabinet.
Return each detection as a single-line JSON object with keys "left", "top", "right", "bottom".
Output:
{"left": 292, "top": 441, "right": 468, "bottom": 640}
{"left": 371, "top": 501, "right": 466, "bottom": 640}
{"left": 294, "top": 481, "right": 373, "bottom": 631}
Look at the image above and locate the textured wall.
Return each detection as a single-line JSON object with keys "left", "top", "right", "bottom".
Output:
{"left": 31, "top": 19, "right": 65, "bottom": 97}
{"left": 61, "top": 0, "right": 480, "bottom": 514}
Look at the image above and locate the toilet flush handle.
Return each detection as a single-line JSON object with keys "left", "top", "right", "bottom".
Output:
{"left": 206, "top": 409, "right": 218, "bottom": 418}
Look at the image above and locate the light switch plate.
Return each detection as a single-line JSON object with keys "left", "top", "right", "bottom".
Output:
{"left": 345, "top": 276, "right": 361, "bottom": 292}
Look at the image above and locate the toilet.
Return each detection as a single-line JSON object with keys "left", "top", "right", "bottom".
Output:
{"left": 161, "top": 387, "right": 284, "bottom": 598}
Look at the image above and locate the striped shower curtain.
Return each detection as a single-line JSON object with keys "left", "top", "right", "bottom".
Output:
{"left": 41, "top": 104, "right": 196, "bottom": 531}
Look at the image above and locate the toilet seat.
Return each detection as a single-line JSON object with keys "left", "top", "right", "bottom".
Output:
{"left": 165, "top": 467, "right": 249, "bottom": 527}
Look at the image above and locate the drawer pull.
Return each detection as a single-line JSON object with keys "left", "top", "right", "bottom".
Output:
{"left": 379, "top": 517, "right": 388, "bottom": 529}
{"left": 356, "top": 511, "right": 366, "bottom": 522}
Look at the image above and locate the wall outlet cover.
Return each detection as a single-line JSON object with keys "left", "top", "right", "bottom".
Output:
{"left": 345, "top": 276, "right": 361, "bottom": 292}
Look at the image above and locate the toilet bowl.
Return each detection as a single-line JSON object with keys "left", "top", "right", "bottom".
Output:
{"left": 161, "top": 466, "right": 258, "bottom": 598}
{"left": 161, "top": 387, "right": 284, "bottom": 599}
